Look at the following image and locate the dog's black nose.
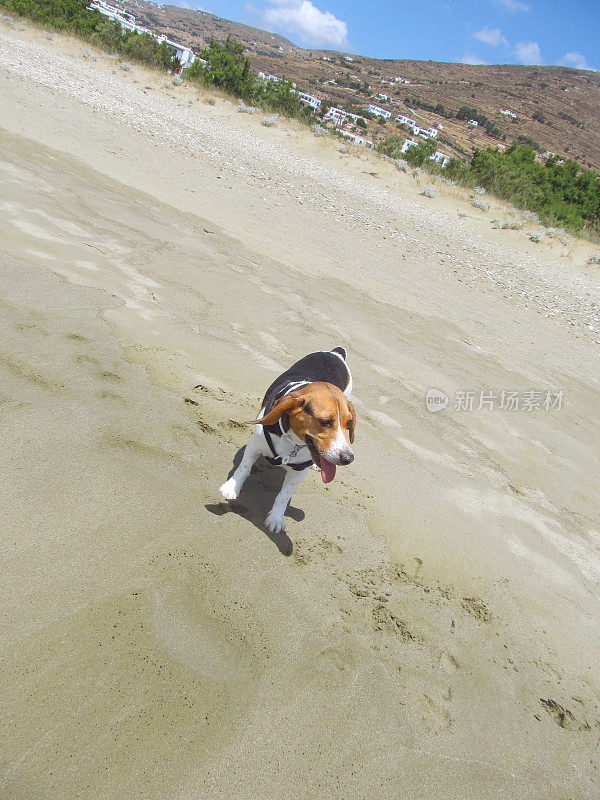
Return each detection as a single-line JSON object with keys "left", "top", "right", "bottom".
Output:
{"left": 339, "top": 451, "right": 354, "bottom": 465}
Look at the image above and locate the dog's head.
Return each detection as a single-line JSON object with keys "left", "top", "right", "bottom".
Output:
{"left": 249, "top": 382, "right": 356, "bottom": 483}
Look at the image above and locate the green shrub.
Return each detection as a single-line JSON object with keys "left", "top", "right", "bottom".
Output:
{"left": 183, "top": 37, "right": 306, "bottom": 119}
{"left": 515, "top": 134, "right": 541, "bottom": 151}
{"left": 558, "top": 112, "right": 584, "bottom": 128}
{"left": 467, "top": 145, "right": 600, "bottom": 232}
{"left": 0, "top": 0, "right": 100, "bottom": 34}
{"left": 456, "top": 105, "right": 502, "bottom": 139}
{"left": 376, "top": 135, "right": 435, "bottom": 166}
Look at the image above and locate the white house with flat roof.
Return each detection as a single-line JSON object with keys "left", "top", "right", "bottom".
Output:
{"left": 324, "top": 107, "right": 346, "bottom": 125}
{"left": 367, "top": 104, "right": 391, "bottom": 120}
{"left": 339, "top": 131, "right": 374, "bottom": 149}
{"left": 430, "top": 151, "right": 450, "bottom": 167}
{"left": 500, "top": 109, "right": 517, "bottom": 119}
{"left": 396, "top": 114, "right": 416, "bottom": 128}
{"left": 89, "top": 1, "right": 140, "bottom": 31}
{"left": 324, "top": 107, "right": 366, "bottom": 127}
{"left": 401, "top": 139, "right": 418, "bottom": 153}
{"left": 468, "top": 119, "right": 478, "bottom": 127}
{"left": 297, "top": 92, "right": 321, "bottom": 111}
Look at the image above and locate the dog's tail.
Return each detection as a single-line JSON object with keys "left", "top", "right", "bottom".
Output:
{"left": 331, "top": 346, "right": 347, "bottom": 361}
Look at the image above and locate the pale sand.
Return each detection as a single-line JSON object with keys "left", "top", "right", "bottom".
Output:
{"left": 1, "top": 21, "right": 600, "bottom": 800}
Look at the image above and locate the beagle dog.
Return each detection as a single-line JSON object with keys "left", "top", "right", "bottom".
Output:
{"left": 219, "top": 347, "right": 356, "bottom": 535}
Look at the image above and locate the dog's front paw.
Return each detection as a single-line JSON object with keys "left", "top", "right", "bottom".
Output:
{"left": 265, "top": 511, "right": 286, "bottom": 535}
{"left": 219, "top": 478, "right": 238, "bottom": 502}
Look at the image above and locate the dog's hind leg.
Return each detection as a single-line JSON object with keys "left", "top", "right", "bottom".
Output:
{"left": 265, "top": 467, "right": 308, "bottom": 535}
{"left": 219, "top": 433, "right": 263, "bottom": 501}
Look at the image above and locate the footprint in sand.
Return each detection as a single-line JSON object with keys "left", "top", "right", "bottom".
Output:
{"left": 372, "top": 603, "right": 423, "bottom": 642}
{"left": 183, "top": 399, "right": 218, "bottom": 435}
{"left": 539, "top": 698, "right": 593, "bottom": 732}
{"left": 64, "top": 332, "right": 88, "bottom": 342}
{"left": 14, "top": 322, "right": 49, "bottom": 336}
{"left": 0, "top": 351, "right": 63, "bottom": 391}
{"left": 461, "top": 597, "right": 493, "bottom": 623}
{"left": 98, "top": 370, "right": 122, "bottom": 382}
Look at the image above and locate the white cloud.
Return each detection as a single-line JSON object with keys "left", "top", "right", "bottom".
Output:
{"left": 262, "top": 1, "right": 348, "bottom": 49}
{"left": 473, "top": 27, "right": 508, "bottom": 47}
{"left": 514, "top": 40, "right": 542, "bottom": 65}
{"left": 558, "top": 51, "right": 595, "bottom": 71}
{"left": 496, "top": 0, "right": 530, "bottom": 11}
{"left": 460, "top": 51, "right": 488, "bottom": 65}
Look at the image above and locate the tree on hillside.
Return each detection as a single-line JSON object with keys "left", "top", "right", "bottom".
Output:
{"left": 194, "top": 36, "right": 253, "bottom": 96}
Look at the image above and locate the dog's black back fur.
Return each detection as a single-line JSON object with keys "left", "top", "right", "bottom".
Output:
{"left": 262, "top": 349, "right": 350, "bottom": 415}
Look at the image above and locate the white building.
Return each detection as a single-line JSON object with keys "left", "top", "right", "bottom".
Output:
{"left": 367, "top": 104, "right": 391, "bottom": 120}
{"left": 499, "top": 109, "right": 517, "bottom": 119}
{"left": 468, "top": 119, "right": 478, "bottom": 127}
{"left": 394, "top": 76, "right": 410, "bottom": 84}
{"left": 258, "top": 73, "right": 282, "bottom": 83}
{"left": 88, "top": 1, "right": 195, "bottom": 68}
{"left": 346, "top": 111, "right": 366, "bottom": 125}
{"left": 89, "top": 2, "right": 140, "bottom": 32}
{"left": 324, "top": 107, "right": 366, "bottom": 127}
{"left": 297, "top": 92, "right": 321, "bottom": 111}
{"left": 324, "top": 107, "right": 347, "bottom": 125}
{"left": 154, "top": 34, "right": 196, "bottom": 68}
{"left": 339, "top": 131, "right": 374, "bottom": 149}
{"left": 396, "top": 116, "right": 437, "bottom": 140}
{"left": 396, "top": 114, "right": 416, "bottom": 128}
{"left": 430, "top": 151, "right": 450, "bottom": 167}
{"left": 375, "top": 93, "right": 390, "bottom": 102}
{"left": 401, "top": 139, "right": 418, "bottom": 153}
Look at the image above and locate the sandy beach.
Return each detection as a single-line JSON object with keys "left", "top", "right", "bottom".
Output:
{"left": 1, "top": 19, "right": 600, "bottom": 800}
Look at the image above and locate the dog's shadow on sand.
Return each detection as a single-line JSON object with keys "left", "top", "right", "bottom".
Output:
{"left": 205, "top": 446, "right": 304, "bottom": 556}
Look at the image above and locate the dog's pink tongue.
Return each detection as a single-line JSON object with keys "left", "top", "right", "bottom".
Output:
{"left": 320, "top": 458, "right": 336, "bottom": 484}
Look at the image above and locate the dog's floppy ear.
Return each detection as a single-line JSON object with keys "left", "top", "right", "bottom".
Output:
{"left": 248, "top": 392, "right": 305, "bottom": 426}
{"left": 345, "top": 398, "right": 356, "bottom": 444}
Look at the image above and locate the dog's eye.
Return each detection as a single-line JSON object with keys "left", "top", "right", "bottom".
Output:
{"left": 319, "top": 419, "right": 333, "bottom": 427}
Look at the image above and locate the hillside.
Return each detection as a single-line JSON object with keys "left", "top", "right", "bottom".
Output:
{"left": 119, "top": 0, "right": 600, "bottom": 171}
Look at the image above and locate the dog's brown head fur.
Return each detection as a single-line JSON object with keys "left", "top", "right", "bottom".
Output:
{"left": 249, "top": 382, "right": 356, "bottom": 481}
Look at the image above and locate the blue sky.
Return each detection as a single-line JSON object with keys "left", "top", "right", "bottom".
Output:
{"left": 172, "top": 0, "right": 599, "bottom": 70}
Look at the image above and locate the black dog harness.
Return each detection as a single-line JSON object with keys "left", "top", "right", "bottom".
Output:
{"left": 264, "top": 429, "right": 313, "bottom": 471}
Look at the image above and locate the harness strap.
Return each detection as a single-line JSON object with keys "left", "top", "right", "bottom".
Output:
{"left": 265, "top": 455, "right": 313, "bottom": 471}
{"left": 263, "top": 421, "right": 312, "bottom": 471}
{"left": 263, "top": 426, "right": 281, "bottom": 462}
